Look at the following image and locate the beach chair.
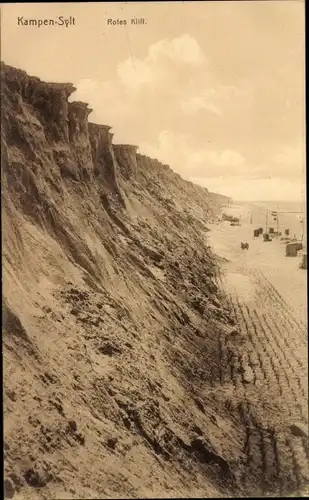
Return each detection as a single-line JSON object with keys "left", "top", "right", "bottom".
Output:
{"left": 286, "top": 242, "right": 299, "bottom": 257}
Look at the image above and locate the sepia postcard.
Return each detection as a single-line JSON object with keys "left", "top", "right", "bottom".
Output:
{"left": 1, "top": 1, "right": 307, "bottom": 499}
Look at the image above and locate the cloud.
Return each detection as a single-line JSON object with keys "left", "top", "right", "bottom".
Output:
{"left": 190, "top": 149, "right": 245, "bottom": 168}
{"left": 181, "top": 85, "right": 242, "bottom": 115}
{"left": 261, "top": 142, "right": 306, "bottom": 181}
{"left": 273, "top": 143, "right": 305, "bottom": 167}
{"left": 117, "top": 58, "right": 154, "bottom": 90}
{"left": 117, "top": 34, "right": 206, "bottom": 91}
{"left": 72, "top": 34, "right": 219, "bottom": 140}
{"left": 74, "top": 79, "right": 99, "bottom": 94}
{"left": 140, "top": 131, "right": 305, "bottom": 201}
{"left": 191, "top": 176, "right": 304, "bottom": 202}
{"left": 181, "top": 94, "right": 221, "bottom": 115}
{"left": 139, "top": 130, "right": 246, "bottom": 178}
{"left": 72, "top": 34, "right": 252, "bottom": 147}
{"left": 149, "top": 35, "right": 206, "bottom": 66}
{"left": 70, "top": 34, "right": 304, "bottom": 201}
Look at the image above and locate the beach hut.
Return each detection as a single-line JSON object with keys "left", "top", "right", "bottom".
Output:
{"left": 258, "top": 227, "right": 263, "bottom": 234}
{"left": 263, "top": 233, "right": 271, "bottom": 242}
{"left": 269, "top": 228, "right": 274, "bottom": 234}
{"left": 286, "top": 242, "right": 301, "bottom": 257}
{"left": 300, "top": 253, "right": 307, "bottom": 269}
{"left": 253, "top": 229, "right": 260, "bottom": 238}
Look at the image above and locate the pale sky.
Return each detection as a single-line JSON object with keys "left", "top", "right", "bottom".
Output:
{"left": 1, "top": 1, "right": 306, "bottom": 201}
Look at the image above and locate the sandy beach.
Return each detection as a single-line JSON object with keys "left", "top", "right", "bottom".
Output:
{"left": 205, "top": 203, "right": 308, "bottom": 496}
{"left": 208, "top": 202, "right": 307, "bottom": 325}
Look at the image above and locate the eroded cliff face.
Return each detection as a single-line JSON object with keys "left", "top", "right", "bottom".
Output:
{"left": 2, "top": 63, "right": 240, "bottom": 500}
{"left": 113, "top": 144, "right": 138, "bottom": 180}
{"left": 88, "top": 123, "right": 122, "bottom": 196}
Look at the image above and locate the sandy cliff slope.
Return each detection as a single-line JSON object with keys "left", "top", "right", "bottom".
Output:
{"left": 2, "top": 63, "right": 241, "bottom": 500}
